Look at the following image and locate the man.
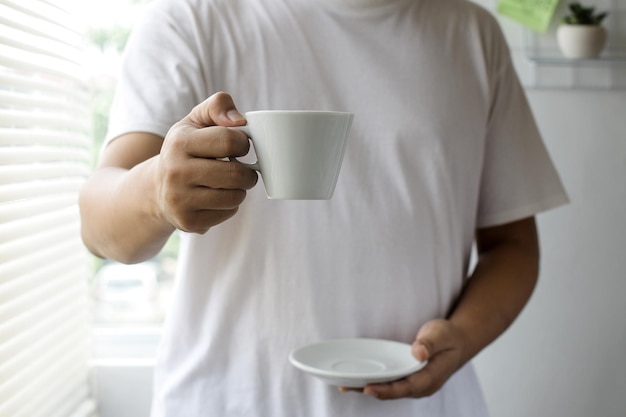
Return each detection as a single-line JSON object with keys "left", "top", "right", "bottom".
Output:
{"left": 79, "top": 0, "right": 568, "bottom": 415}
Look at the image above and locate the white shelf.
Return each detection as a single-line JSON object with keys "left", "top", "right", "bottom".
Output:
{"left": 527, "top": 55, "right": 626, "bottom": 66}
{"left": 522, "top": 0, "right": 626, "bottom": 89}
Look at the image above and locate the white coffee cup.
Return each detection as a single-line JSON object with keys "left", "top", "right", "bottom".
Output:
{"left": 232, "top": 110, "right": 354, "bottom": 200}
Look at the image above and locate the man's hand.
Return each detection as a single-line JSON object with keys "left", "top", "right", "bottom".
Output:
{"left": 155, "top": 92, "right": 258, "bottom": 234}
{"left": 80, "top": 92, "right": 258, "bottom": 263}
{"left": 365, "top": 319, "right": 465, "bottom": 399}
{"left": 339, "top": 319, "right": 466, "bottom": 399}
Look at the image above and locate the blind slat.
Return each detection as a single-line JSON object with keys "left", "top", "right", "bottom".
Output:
{"left": 0, "top": 146, "right": 90, "bottom": 164}
{"left": 0, "top": 195, "right": 76, "bottom": 223}
{"left": 0, "top": 128, "right": 90, "bottom": 147}
{"left": 0, "top": 179, "right": 83, "bottom": 203}
{"left": 0, "top": 108, "right": 90, "bottom": 131}
{"left": 0, "top": 206, "right": 78, "bottom": 242}
{"left": 0, "top": 163, "right": 89, "bottom": 184}
{"left": 0, "top": 90, "right": 89, "bottom": 117}
{"left": 0, "top": 178, "right": 84, "bottom": 204}
{"left": 0, "top": 72, "right": 88, "bottom": 103}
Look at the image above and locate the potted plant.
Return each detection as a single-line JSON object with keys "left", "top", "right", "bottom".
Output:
{"left": 557, "top": 2, "right": 608, "bottom": 59}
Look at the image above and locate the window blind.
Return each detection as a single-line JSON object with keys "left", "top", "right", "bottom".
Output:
{"left": 0, "top": 0, "right": 97, "bottom": 416}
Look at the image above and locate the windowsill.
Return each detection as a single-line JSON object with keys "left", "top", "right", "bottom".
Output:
{"left": 91, "top": 325, "right": 162, "bottom": 366}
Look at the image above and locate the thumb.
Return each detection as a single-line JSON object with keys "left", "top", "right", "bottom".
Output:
{"left": 186, "top": 91, "right": 246, "bottom": 128}
{"left": 412, "top": 319, "right": 452, "bottom": 362}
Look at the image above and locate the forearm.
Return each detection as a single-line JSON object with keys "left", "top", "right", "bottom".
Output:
{"left": 79, "top": 158, "right": 175, "bottom": 264}
{"left": 449, "top": 217, "right": 539, "bottom": 364}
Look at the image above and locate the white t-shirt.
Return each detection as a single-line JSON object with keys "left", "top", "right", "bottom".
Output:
{"left": 107, "top": 0, "right": 568, "bottom": 416}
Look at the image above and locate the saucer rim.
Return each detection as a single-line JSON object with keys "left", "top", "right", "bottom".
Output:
{"left": 289, "top": 338, "right": 427, "bottom": 380}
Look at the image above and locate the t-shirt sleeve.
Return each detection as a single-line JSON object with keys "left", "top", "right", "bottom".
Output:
{"left": 476, "top": 30, "right": 569, "bottom": 228}
{"left": 104, "top": 0, "right": 207, "bottom": 145}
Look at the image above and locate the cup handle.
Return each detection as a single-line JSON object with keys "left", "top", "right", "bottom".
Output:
{"left": 228, "top": 126, "right": 260, "bottom": 171}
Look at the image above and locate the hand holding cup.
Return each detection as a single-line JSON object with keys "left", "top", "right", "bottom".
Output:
{"left": 156, "top": 92, "right": 258, "bottom": 234}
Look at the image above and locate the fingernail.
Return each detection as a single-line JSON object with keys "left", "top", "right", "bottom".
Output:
{"left": 227, "top": 109, "right": 244, "bottom": 122}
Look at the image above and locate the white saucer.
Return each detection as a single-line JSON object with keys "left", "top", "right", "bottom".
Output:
{"left": 289, "top": 338, "right": 427, "bottom": 388}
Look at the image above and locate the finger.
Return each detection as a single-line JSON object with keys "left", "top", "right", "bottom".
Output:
{"left": 174, "top": 206, "right": 241, "bottom": 234}
{"left": 338, "top": 387, "right": 364, "bottom": 393}
{"left": 162, "top": 187, "right": 246, "bottom": 234}
{"left": 159, "top": 152, "right": 257, "bottom": 194}
{"left": 165, "top": 186, "right": 248, "bottom": 213}
{"left": 412, "top": 319, "right": 454, "bottom": 361}
{"left": 170, "top": 125, "right": 251, "bottom": 160}
{"left": 186, "top": 91, "right": 246, "bottom": 129}
{"left": 363, "top": 371, "right": 434, "bottom": 400}
{"left": 412, "top": 342, "right": 430, "bottom": 363}
{"left": 174, "top": 158, "right": 258, "bottom": 190}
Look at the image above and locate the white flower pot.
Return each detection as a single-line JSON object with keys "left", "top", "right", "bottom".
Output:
{"left": 557, "top": 24, "right": 607, "bottom": 59}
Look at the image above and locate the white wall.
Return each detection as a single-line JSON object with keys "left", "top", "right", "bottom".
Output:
{"left": 474, "top": 90, "right": 626, "bottom": 417}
